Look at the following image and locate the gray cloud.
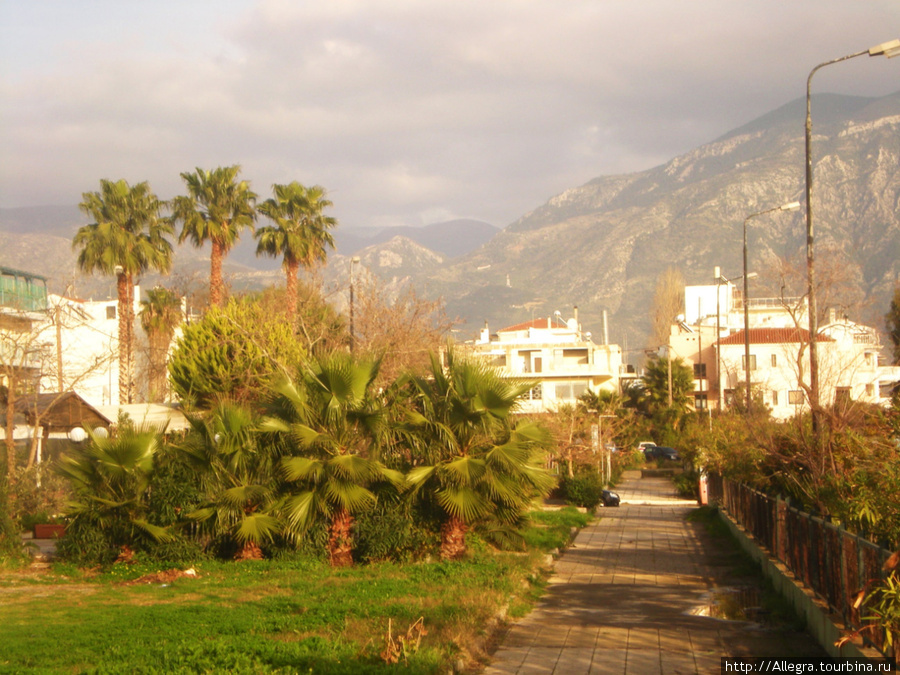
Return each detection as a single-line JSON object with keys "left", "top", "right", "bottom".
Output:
{"left": 1, "top": 0, "right": 898, "bottom": 229}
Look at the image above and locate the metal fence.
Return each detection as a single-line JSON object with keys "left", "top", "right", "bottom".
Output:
{"left": 706, "top": 473, "right": 892, "bottom": 653}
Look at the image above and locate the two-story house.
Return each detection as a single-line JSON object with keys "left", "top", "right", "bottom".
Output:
{"left": 467, "top": 310, "right": 624, "bottom": 413}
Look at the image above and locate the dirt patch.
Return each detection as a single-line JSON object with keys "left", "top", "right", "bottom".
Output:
{"left": 121, "top": 567, "right": 200, "bottom": 586}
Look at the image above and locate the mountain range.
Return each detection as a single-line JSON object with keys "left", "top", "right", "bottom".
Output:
{"left": 1, "top": 92, "right": 898, "bottom": 358}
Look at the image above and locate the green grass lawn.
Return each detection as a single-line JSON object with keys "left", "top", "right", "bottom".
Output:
{"left": 0, "top": 508, "right": 591, "bottom": 674}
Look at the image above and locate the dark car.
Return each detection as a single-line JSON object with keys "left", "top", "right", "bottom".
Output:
{"left": 601, "top": 489, "right": 620, "bottom": 507}
{"left": 643, "top": 445, "right": 680, "bottom": 462}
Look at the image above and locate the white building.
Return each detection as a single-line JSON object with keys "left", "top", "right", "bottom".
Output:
{"left": 467, "top": 310, "right": 626, "bottom": 413}
{"left": 670, "top": 271, "right": 900, "bottom": 419}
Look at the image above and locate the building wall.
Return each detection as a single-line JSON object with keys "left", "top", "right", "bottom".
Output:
{"left": 468, "top": 318, "right": 623, "bottom": 413}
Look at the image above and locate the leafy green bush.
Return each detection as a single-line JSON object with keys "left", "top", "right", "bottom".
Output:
{"left": 55, "top": 514, "right": 117, "bottom": 566}
{"left": 168, "top": 298, "right": 306, "bottom": 407}
{"left": 354, "top": 496, "right": 440, "bottom": 563}
{"left": 560, "top": 472, "right": 604, "bottom": 510}
{"left": 673, "top": 471, "right": 699, "bottom": 499}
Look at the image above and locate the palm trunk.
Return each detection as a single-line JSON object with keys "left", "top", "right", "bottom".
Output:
{"left": 209, "top": 239, "right": 225, "bottom": 307}
{"left": 440, "top": 516, "right": 468, "bottom": 560}
{"left": 285, "top": 258, "right": 299, "bottom": 328}
{"left": 116, "top": 273, "right": 130, "bottom": 404}
{"left": 328, "top": 507, "right": 354, "bottom": 567}
{"left": 126, "top": 276, "right": 135, "bottom": 404}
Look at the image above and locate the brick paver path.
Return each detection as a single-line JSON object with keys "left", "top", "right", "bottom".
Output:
{"left": 482, "top": 474, "right": 825, "bottom": 674}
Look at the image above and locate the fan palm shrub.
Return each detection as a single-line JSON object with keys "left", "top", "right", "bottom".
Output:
{"left": 179, "top": 401, "right": 281, "bottom": 560}
{"left": 404, "top": 349, "right": 556, "bottom": 560}
{"left": 261, "top": 353, "right": 403, "bottom": 566}
{"left": 56, "top": 426, "right": 172, "bottom": 565}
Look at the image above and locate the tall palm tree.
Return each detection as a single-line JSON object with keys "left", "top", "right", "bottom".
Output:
{"left": 139, "top": 287, "right": 182, "bottom": 402}
{"left": 172, "top": 166, "right": 257, "bottom": 308}
{"left": 74, "top": 179, "right": 174, "bottom": 404}
{"left": 261, "top": 354, "right": 403, "bottom": 566}
{"left": 405, "top": 349, "right": 555, "bottom": 560}
{"left": 255, "top": 182, "right": 337, "bottom": 325}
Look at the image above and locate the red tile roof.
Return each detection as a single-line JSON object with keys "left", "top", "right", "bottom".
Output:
{"left": 498, "top": 317, "right": 568, "bottom": 333}
{"left": 718, "top": 328, "right": 834, "bottom": 345}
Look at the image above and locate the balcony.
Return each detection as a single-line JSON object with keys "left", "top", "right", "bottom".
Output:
{"left": 0, "top": 267, "right": 48, "bottom": 312}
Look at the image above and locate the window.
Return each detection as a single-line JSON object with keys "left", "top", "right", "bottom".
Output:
{"left": 865, "top": 383, "right": 874, "bottom": 396}
{"left": 771, "top": 354, "right": 777, "bottom": 367}
{"left": 106, "top": 306, "right": 116, "bottom": 320}
{"left": 693, "top": 363, "right": 707, "bottom": 378}
{"left": 742, "top": 354, "right": 757, "bottom": 371}
{"left": 772, "top": 391, "right": 779, "bottom": 406}
{"left": 694, "top": 393, "right": 708, "bottom": 410}
{"left": 554, "top": 381, "right": 588, "bottom": 400}
{"left": 788, "top": 390, "right": 804, "bottom": 405}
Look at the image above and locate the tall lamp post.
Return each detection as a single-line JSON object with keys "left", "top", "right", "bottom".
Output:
{"left": 743, "top": 202, "right": 801, "bottom": 413}
{"left": 804, "top": 39, "right": 899, "bottom": 430}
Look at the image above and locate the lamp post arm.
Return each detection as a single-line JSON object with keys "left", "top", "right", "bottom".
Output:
{"left": 805, "top": 48, "right": 868, "bottom": 427}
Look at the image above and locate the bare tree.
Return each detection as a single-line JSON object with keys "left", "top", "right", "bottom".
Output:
{"left": 650, "top": 267, "right": 685, "bottom": 347}
{"left": 351, "top": 275, "right": 455, "bottom": 386}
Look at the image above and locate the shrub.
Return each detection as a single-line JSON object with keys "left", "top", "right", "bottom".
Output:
{"left": 55, "top": 514, "right": 117, "bottom": 566}
{"left": 560, "top": 472, "right": 604, "bottom": 510}
{"left": 354, "top": 496, "right": 440, "bottom": 563}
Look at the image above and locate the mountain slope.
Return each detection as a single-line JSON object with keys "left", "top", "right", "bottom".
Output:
{"left": 429, "top": 92, "right": 900, "bottom": 348}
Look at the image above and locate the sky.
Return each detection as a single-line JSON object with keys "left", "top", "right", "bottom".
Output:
{"left": 1, "top": 1, "right": 898, "bottom": 230}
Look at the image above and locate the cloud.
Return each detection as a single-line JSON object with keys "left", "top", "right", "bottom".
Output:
{"left": 1, "top": 0, "right": 898, "bottom": 229}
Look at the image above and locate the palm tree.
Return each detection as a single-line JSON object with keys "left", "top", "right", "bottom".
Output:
{"left": 179, "top": 401, "right": 281, "bottom": 560}
{"left": 74, "top": 179, "right": 174, "bottom": 404}
{"left": 261, "top": 354, "right": 403, "bottom": 566}
{"left": 405, "top": 349, "right": 555, "bottom": 560}
{"left": 139, "top": 287, "right": 182, "bottom": 402}
{"left": 172, "top": 166, "right": 257, "bottom": 308}
{"left": 255, "top": 182, "right": 337, "bottom": 325}
{"left": 56, "top": 426, "right": 172, "bottom": 561}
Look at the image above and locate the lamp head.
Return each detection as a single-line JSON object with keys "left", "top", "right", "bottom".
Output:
{"left": 869, "top": 39, "right": 900, "bottom": 58}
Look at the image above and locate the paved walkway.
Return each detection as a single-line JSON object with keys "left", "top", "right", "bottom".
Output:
{"left": 482, "top": 474, "right": 825, "bottom": 674}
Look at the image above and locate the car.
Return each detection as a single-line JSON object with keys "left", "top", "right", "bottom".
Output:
{"left": 636, "top": 441, "right": 656, "bottom": 452}
{"left": 600, "top": 489, "right": 620, "bottom": 507}
{"left": 643, "top": 445, "right": 680, "bottom": 462}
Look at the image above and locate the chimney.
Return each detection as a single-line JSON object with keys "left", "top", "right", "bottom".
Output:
{"left": 480, "top": 320, "right": 490, "bottom": 343}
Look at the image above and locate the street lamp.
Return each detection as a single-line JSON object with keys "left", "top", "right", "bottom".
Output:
{"left": 349, "top": 256, "right": 360, "bottom": 353}
{"left": 804, "top": 39, "right": 899, "bottom": 430}
{"left": 742, "top": 202, "right": 800, "bottom": 413}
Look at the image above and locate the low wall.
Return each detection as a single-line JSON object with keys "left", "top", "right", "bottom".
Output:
{"left": 715, "top": 507, "right": 881, "bottom": 661}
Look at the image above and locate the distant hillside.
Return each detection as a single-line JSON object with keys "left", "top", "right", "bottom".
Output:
{"left": 0, "top": 207, "right": 496, "bottom": 294}
{"left": 424, "top": 92, "right": 900, "bottom": 351}
{"left": 3, "top": 92, "right": 898, "bottom": 357}
{"left": 332, "top": 219, "right": 499, "bottom": 258}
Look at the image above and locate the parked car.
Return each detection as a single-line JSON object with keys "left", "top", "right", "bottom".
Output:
{"left": 601, "top": 489, "right": 620, "bottom": 507}
{"left": 643, "top": 445, "right": 680, "bottom": 462}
